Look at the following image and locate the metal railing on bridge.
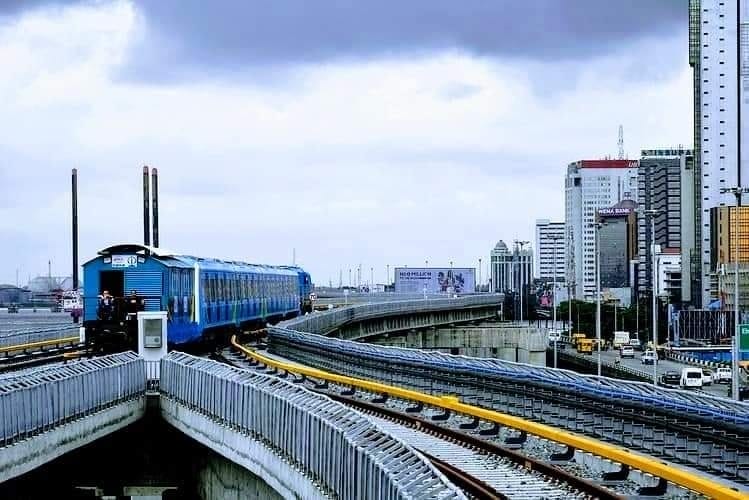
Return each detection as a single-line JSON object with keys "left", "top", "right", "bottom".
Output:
{"left": 269, "top": 322, "right": 749, "bottom": 428}
{"left": 285, "top": 294, "right": 503, "bottom": 335}
{"left": 0, "top": 327, "right": 79, "bottom": 348}
{"left": 0, "top": 352, "right": 145, "bottom": 448}
{"left": 159, "top": 352, "right": 465, "bottom": 500}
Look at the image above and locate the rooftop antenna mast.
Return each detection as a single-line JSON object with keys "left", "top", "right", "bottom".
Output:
{"left": 618, "top": 125, "right": 625, "bottom": 160}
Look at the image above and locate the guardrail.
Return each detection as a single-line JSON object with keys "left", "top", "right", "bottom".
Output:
{"left": 0, "top": 352, "right": 145, "bottom": 448}
{"left": 0, "top": 327, "right": 79, "bottom": 348}
{"left": 160, "top": 352, "right": 464, "bottom": 500}
{"left": 270, "top": 327, "right": 749, "bottom": 427}
{"left": 234, "top": 337, "right": 747, "bottom": 500}
{"left": 0, "top": 336, "right": 81, "bottom": 356}
{"left": 283, "top": 295, "right": 503, "bottom": 335}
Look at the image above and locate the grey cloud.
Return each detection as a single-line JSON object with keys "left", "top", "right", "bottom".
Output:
{"left": 0, "top": 0, "right": 77, "bottom": 17}
{"left": 122, "top": 0, "right": 685, "bottom": 80}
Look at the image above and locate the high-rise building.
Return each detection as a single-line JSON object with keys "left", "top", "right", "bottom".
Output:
{"left": 680, "top": 150, "right": 698, "bottom": 305}
{"left": 534, "top": 219, "right": 565, "bottom": 283}
{"left": 565, "top": 159, "right": 639, "bottom": 300}
{"left": 490, "top": 240, "right": 532, "bottom": 293}
{"left": 709, "top": 206, "right": 749, "bottom": 266}
{"left": 597, "top": 200, "right": 638, "bottom": 290}
{"left": 636, "top": 149, "right": 692, "bottom": 297}
{"left": 690, "top": 0, "right": 749, "bottom": 306}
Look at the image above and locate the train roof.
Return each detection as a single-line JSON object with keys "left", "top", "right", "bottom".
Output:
{"left": 87, "top": 244, "right": 302, "bottom": 276}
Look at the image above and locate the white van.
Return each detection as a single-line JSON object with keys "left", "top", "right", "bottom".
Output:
{"left": 680, "top": 367, "right": 704, "bottom": 388}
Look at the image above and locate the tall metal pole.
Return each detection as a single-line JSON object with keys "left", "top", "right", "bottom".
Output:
{"left": 71, "top": 168, "right": 79, "bottom": 323}
{"left": 552, "top": 235, "right": 560, "bottom": 368}
{"left": 651, "top": 213, "right": 658, "bottom": 385}
{"left": 734, "top": 192, "right": 741, "bottom": 400}
{"left": 568, "top": 281, "right": 573, "bottom": 334}
{"left": 515, "top": 240, "right": 529, "bottom": 324}
{"left": 478, "top": 258, "right": 482, "bottom": 293}
{"left": 595, "top": 224, "right": 602, "bottom": 377}
{"left": 142, "top": 166, "right": 150, "bottom": 250}
{"left": 151, "top": 167, "right": 159, "bottom": 248}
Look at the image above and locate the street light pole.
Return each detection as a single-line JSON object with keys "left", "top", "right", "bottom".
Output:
{"left": 720, "top": 186, "right": 749, "bottom": 400}
{"left": 551, "top": 235, "right": 563, "bottom": 368}
{"left": 593, "top": 222, "right": 603, "bottom": 378}
{"left": 643, "top": 208, "right": 663, "bottom": 386}
{"left": 514, "top": 240, "right": 529, "bottom": 324}
{"left": 478, "top": 257, "right": 482, "bottom": 293}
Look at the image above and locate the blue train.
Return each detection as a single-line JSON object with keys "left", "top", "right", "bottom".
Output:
{"left": 82, "top": 244, "right": 312, "bottom": 351}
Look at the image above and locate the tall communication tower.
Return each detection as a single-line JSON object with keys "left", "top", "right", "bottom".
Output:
{"left": 617, "top": 125, "right": 625, "bottom": 160}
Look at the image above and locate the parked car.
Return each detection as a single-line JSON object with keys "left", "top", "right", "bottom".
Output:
{"left": 641, "top": 351, "right": 656, "bottom": 365}
{"left": 660, "top": 371, "right": 680, "bottom": 386}
{"left": 712, "top": 367, "right": 732, "bottom": 384}
{"left": 620, "top": 345, "right": 635, "bottom": 359}
{"left": 701, "top": 369, "right": 713, "bottom": 386}
{"left": 680, "top": 367, "right": 704, "bottom": 388}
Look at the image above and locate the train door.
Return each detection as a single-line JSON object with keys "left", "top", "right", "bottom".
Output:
{"left": 100, "top": 271, "right": 124, "bottom": 297}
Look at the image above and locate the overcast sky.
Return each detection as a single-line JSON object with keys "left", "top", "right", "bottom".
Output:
{"left": 0, "top": 0, "right": 691, "bottom": 286}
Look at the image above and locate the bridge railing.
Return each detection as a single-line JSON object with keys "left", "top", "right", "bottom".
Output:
{"left": 0, "top": 352, "right": 145, "bottom": 448}
{"left": 159, "top": 352, "right": 464, "bottom": 500}
{"left": 282, "top": 294, "right": 503, "bottom": 335}
{"left": 268, "top": 323, "right": 749, "bottom": 427}
{"left": 0, "top": 327, "right": 79, "bottom": 348}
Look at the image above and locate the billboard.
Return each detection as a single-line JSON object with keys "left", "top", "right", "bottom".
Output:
{"left": 394, "top": 268, "right": 475, "bottom": 294}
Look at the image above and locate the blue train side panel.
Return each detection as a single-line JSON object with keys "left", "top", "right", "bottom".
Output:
{"left": 82, "top": 244, "right": 310, "bottom": 348}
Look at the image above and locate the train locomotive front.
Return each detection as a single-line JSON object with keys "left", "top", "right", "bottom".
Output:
{"left": 82, "top": 244, "right": 312, "bottom": 352}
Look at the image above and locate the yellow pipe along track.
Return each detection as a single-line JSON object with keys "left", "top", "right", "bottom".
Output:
{"left": 0, "top": 336, "right": 80, "bottom": 355}
{"left": 231, "top": 335, "right": 749, "bottom": 500}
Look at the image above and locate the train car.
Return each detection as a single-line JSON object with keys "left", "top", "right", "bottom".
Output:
{"left": 279, "top": 266, "right": 313, "bottom": 312}
{"left": 82, "top": 244, "right": 311, "bottom": 351}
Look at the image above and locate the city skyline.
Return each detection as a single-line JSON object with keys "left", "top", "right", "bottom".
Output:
{"left": 0, "top": 1, "right": 690, "bottom": 285}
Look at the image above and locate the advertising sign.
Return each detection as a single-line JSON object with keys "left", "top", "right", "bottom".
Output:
{"left": 740, "top": 324, "right": 749, "bottom": 351}
{"left": 394, "top": 267, "right": 475, "bottom": 294}
{"left": 112, "top": 255, "right": 138, "bottom": 268}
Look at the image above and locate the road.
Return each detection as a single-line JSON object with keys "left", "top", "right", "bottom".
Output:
{"left": 552, "top": 342, "right": 731, "bottom": 398}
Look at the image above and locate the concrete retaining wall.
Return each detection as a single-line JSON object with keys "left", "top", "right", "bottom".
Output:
{"left": 196, "top": 452, "right": 284, "bottom": 500}
{"left": 0, "top": 397, "right": 146, "bottom": 483}
{"left": 371, "top": 324, "right": 547, "bottom": 366}
{"left": 161, "top": 397, "right": 325, "bottom": 500}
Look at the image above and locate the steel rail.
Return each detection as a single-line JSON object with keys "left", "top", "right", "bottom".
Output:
{"left": 419, "top": 451, "right": 505, "bottom": 500}
{"left": 323, "top": 391, "right": 620, "bottom": 500}
{"left": 230, "top": 335, "right": 748, "bottom": 500}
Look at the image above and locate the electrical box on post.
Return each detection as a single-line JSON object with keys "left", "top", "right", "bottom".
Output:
{"left": 137, "top": 311, "right": 168, "bottom": 379}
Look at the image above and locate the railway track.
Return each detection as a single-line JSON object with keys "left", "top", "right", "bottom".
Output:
{"left": 0, "top": 337, "right": 84, "bottom": 373}
{"left": 218, "top": 346, "right": 630, "bottom": 500}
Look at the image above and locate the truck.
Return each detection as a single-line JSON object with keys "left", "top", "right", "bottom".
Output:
{"left": 613, "top": 331, "right": 630, "bottom": 349}
{"left": 571, "top": 333, "right": 587, "bottom": 348}
{"left": 712, "top": 367, "right": 731, "bottom": 384}
{"left": 577, "top": 338, "right": 594, "bottom": 355}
